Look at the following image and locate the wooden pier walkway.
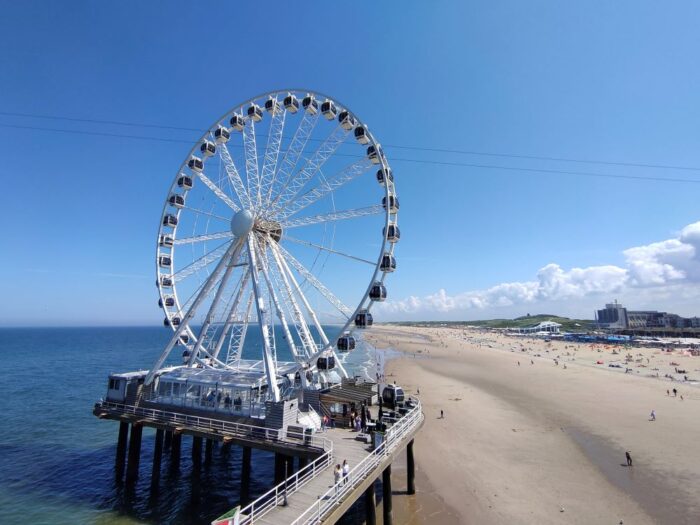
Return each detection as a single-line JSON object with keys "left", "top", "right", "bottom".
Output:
{"left": 235, "top": 401, "right": 424, "bottom": 525}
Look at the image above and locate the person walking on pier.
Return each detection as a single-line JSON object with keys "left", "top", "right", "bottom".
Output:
{"left": 342, "top": 460, "right": 350, "bottom": 485}
{"left": 334, "top": 464, "right": 342, "bottom": 494}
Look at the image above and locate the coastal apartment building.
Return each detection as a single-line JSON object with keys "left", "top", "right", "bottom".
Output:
{"left": 596, "top": 301, "right": 700, "bottom": 329}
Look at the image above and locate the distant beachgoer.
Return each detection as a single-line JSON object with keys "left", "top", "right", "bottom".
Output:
{"left": 667, "top": 389, "right": 670, "bottom": 396}
{"left": 531, "top": 360, "right": 534, "bottom": 365}
{"left": 334, "top": 464, "right": 342, "bottom": 492}
{"left": 673, "top": 388, "right": 677, "bottom": 397}
{"left": 417, "top": 388, "right": 420, "bottom": 395}
{"left": 680, "top": 395, "right": 684, "bottom": 401}
{"left": 517, "top": 361, "right": 520, "bottom": 366}
{"left": 650, "top": 410, "right": 656, "bottom": 421}
{"left": 440, "top": 409, "right": 444, "bottom": 419}
{"left": 625, "top": 451, "right": 633, "bottom": 467}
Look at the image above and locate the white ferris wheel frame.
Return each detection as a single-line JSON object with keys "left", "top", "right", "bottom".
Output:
{"left": 146, "top": 89, "right": 398, "bottom": 401}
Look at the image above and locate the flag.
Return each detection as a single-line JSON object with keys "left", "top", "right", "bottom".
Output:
{"left": 212, "top": 506, "right": 240, "bottom": 525}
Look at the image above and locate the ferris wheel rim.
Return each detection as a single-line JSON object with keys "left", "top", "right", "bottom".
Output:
{"left": 153, "top": 88, "right": 399, "bottom": 387}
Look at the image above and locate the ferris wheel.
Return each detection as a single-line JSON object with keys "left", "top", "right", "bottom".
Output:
{"left": 145, "top": 90, "right": 399, "bottom": 401}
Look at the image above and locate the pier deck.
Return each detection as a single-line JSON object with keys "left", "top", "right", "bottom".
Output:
{"left": 236, "top": 401, "right": 423, "bottom": 525}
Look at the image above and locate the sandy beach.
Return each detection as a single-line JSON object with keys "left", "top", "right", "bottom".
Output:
{"left": 364, "top": 325, "right": 700, "bottom": 524}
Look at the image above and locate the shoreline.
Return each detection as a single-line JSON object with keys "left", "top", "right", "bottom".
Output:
{"left": 366, "top": 324, "right": 700, "bottom": 524}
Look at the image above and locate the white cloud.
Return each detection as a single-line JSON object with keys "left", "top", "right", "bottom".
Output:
{"left": 378, "top": 220, "right": 700, "bottom": 319}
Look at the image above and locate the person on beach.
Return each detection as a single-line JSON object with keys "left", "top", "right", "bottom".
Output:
{"left": 625, "top": 451, "right": 633, "bottom": 466}
{"left": 440, "top": 409, "right": 444, "bottom": 418}
{"left": 649, "top": 409, "right": 656, "bottom": 421}
{"left": 342, "top": 460, "right": 350, "bottom": 484}
{"left": 673, "top": 388, "right": 677, "bottom": 397}
{"left": 334, "top": 464, "right": 342, "bottom": 493}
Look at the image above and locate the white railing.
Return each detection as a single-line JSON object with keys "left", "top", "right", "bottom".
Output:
{"left": 96, "top": 401, "right": 331, "bottom": 451}
{"left": 235, "top": 447, "right": 334, "bottom": 525}
{"left": 290, "top": 400, "right": 423, "bottom": 525}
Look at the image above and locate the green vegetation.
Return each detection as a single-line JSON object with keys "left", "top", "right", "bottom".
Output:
{"left": 391, "top": 314, "right": 595, "bottom": 332}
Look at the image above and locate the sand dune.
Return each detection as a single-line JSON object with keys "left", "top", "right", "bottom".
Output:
{"left": 365, "top": 325, "right": 700, "bottom": 524}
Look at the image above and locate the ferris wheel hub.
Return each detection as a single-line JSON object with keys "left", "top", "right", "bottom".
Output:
{"left": 230, "top": 209, "right": 255, "bottom": 237}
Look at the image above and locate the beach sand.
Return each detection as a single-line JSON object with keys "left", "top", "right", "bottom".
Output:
{"left": 364, "top": 325, "right": 700, "bottom": 524}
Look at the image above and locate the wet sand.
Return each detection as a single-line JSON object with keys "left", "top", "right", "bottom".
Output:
{"left": 367, "top": 325, "right": 700, "bottom": 524}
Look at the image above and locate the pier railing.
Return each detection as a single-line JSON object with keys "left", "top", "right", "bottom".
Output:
{"left": 96, "top": 401, "right": 331, "bottom": 451}
{"left": 235, "top": 448, "right": 334, "bottom": 525}
{"left": 290, "top": 399, "right": 423, "bottom": 525}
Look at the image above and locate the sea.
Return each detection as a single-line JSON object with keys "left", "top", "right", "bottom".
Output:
{"left": 0, "top": 326, "right": 379, "bottom": 525}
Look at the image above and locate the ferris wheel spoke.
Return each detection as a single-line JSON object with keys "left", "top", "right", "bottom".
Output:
{"left": 181, "top": 206, "right": 231, "bottom": 223}
{"left": 276, "top": 158, "right": 374, "bottom": 220}
{"left": 226, "top": 294, "right": 254, "bottom": 368}
{"left": 173, "top": 231, "right": 233, "bottom": 246}
{"left": 267, "top": 240, "right": 318, "bottom": 358}
{"left": 258, "top": 99, "right": 287, "bottom": 207}
{"left": 172, "top": 268, "right": 225, "bottom": 321}
{"left": 268, "top": 124, "right": 350, "bottom": 217}
{"left": 146, "top": 241, "right": 239, "bottom": 385}
{"left": 196, "top": 171, "right": 240, "bottom": 212}
{"left": 211, "top": 268, "right": 251, "bottom": 361}
{"left": 242, "top": 118, "right": 261, "bottom": 210}
{"left": 266, "top": 111, "right": 319, "bottom": 208}
{"left": 254, "top": 236, "right": 305, "bottom": 363}
{"left": 274, "top": 243, "right": 353, "bottom": 319}
{"left": 281, "top": 205, "right": 383, "bottom": 229}
{"left": 272, "top": 242, "right": 348, "bottom": 378}
{"left": 284, "top": 236, "right": 376, "bottom": 265}
{"left": 218, "top": 142, "right": 253, "bottom": 210}
{"left": 185, "top": 240, "right": 244, "bottom": 366}
{"left": 246, "top": 235, "right": 281, "bottom": 401}
{"left": 172, "top": 241, "right": 230, "bottom": 283}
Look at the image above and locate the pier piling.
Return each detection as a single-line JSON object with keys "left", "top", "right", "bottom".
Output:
{"left": 192, "top": 436, "right": 203, "bottom": 470}
{"left": 406, "top": 439, "right": 415, "bottom": 495}
{"left": 151, "top": 428, "right": 164, "bottom": 487}
{"left": 205, "top": 438, "right": 213, "bottom": 464}
{"left": 163, "top": 429, "right": 172, "bottom": 450}
{"left": 382, "top": 465, "right": 393, "bottom": 525}
{"left": 170, "top": 431, "right": 182, "bottom": 468}
{"left": 125, "top": 422, "right": 143, "bottom": 483}
{"left": 240, "top": 446, "right": 252, "bottom": 505}
{"left": 365, "top": 480, "right": 377, "bottom": 525}
{"left": 115, "top": 421, "right": 129, "bottom": 480}
{"left": 274, "top": 452, "right": 287, "bottom": 484}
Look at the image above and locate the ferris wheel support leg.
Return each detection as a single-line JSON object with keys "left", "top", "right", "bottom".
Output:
{"left": 211, "top": 269, "right": 251, "bottom": 361}
{"left": 227, "top": 296, "right": 254, "bottom": 368}
{"left": 272, "top": 243, "right": 349, "bottom": 379}
{"left": 186, "top": 239, "right": 245, "bottom": 367}
{"left": 247, "top": 235, "right": 281, "bottom": 402}
{"left": 145, "top": 242, "right": 237, "bottom": 385}
{"left": 254, "top": 237, "right": 303, "bottom": 363}
{"left": 268, "top": 242, "right": 316, "bottom": 358}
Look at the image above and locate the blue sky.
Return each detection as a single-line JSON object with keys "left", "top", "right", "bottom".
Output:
{"left": 2, "top": 1, "right": 700, "bottom": 326}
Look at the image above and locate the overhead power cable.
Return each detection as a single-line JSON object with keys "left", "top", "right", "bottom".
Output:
{"left": 2, "top": 122, "right": 700, "bottom": 185}
{"left": 2, "top": 109, "right": 699, "bottom": 173}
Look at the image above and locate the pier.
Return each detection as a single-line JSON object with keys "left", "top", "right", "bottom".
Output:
{"left": 94, "top": 395, "right": 423, "bottom": 524}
